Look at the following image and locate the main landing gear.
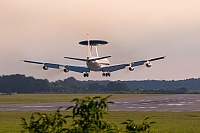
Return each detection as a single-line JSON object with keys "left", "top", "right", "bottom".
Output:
{"left": 102, "top": 72, "right": 111, "bottom": 77}
{"left": 83, "top": 73, "right": 89, "bottom": 77}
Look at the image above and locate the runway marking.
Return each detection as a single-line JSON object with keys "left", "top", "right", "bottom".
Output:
{"left": 123, "top": 102, "right": 130, "bottom": 104}
{"left": 171, "top": 111, "right": 182, "bottom": 112}
{"left": 138, "top": 107, "right": 146, "bottom": 109}
{"left": 159, "top": 110, "right": 167, "bottom": 112}
{"left": 126, "top": 107, "right": 135, "bottom": 108}
{"left": 167, "top": 104, "right": 185, "bottom": 106}
{"left": 115, "top": 102, "right": 129, "bottom": 104}
{"left": 142, "top": 103, "right": 148, "bottom": 105}
{"left": 132, "top": 104, "right": 138, "bottom": 105}
{"left": 21, "top": 106, "right": 54, "bottom": 108}
{"left": 148, "top": 107, "right": 157, "bottom": 109}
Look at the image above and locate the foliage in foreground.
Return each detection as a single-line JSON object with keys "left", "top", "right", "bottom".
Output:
{"left": 122, "top": 117, "right": 156, "bottom": 133}
{"left": 21, "top": 95, "right": 155, "bottom": 133}
{"left": 21, "top": 107, "right": 70, "bottom": 133}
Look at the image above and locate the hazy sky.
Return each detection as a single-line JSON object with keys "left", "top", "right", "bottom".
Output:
{"left": 1, "top": 0, "right": 200, "bottom": 81}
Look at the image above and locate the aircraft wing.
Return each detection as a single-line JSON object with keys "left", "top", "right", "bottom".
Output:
{"left": 23, "top": 60, "right": 90, "bottom": 73}
{"left": 101, "top": 56, "right": 165, "bottom": 72}
{"left": 65, "top": 65, "right": 90, "bottom": 73}
{"left": 102, "top": 64, "right": 127, "bottom": 72}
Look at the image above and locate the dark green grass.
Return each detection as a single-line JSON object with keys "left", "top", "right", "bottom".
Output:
{"left": 107, "top": 111, "right": 200, "bottom": 133}
{"left": 1, "top": 111, "right": 200, "bottom": 133}
{"left": 0, "top": 94, "right": 166, "bottom": 104}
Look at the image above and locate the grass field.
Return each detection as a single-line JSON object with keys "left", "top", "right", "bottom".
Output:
{"left": 0, "top": 94, "right": 200, "bottom": 133}
{"left": 0, "top": 94, "right": 166, "bottom": 104}
{"left": 0, "top": 111, "right": 200, "bottom": 133}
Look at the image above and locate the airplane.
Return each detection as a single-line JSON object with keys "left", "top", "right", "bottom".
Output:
{"left": 23, "top": 34, "right": 165, "bottom": 77}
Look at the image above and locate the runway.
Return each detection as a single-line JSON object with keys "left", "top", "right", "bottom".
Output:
{"left": 0, "top": 94, "right": 200, "bottom": 112}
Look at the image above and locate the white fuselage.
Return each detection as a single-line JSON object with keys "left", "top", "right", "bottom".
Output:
{"left": 86, "top": 58, "right": 110, "bottom": 71}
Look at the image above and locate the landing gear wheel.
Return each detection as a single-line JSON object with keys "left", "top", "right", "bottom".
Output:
{"left": 83, "top": 73, "right": 89, "bottom": 77}
{"left": 106, "top": 72, "right": 111, "bottom": 77}
{"left": 102, "top": 73, "right": 106, "bottom": 77}
{"left": 102, "top": 72, "right": 111, "bottom": 77}
{"left": 107, "top": 72, "right": 111, "bottom": 77}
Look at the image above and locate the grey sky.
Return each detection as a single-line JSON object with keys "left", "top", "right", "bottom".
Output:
{"left": 0, "top": 0, "right": 200, "bottom": 81}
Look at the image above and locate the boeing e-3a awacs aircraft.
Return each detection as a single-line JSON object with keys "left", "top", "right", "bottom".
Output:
{"left": 23, "top": 34, "right": 165, "bottom": 77}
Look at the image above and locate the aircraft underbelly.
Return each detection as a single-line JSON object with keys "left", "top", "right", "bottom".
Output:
{"left": 87, "top": 62, "right": 102, "bottom": 71}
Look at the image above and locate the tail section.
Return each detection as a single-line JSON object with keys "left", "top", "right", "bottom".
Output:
{"left": 64, "top": 34, "right": 111, "bottom": 62}
{"left": 87, "top": 33, "right": 92, "bottom": 58}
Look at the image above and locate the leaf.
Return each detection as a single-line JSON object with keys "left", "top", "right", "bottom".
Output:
{"left": 65, "top": 106, "right": 74, "bottom": 111}
{"left": 150, "top": 121, "right": 156, "bottom": 124}
{"left": 144, "top": 116, "right": 150, "bottom": 121}
{"left": 121, "top": 122, "right": 128, "bottom": 124}
{"left": 108, "top": 101, "right": 115, "bottom": 104}
{"left": 71, "top": 98, "right": 79, "bottom": 102}
{"left": 93, "top": 96, "right": 101, "bottom": 99}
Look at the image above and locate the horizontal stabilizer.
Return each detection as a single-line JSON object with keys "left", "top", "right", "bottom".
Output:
{"left": 88, "top": 55, "right": 111, "bottom": 61}
{"left": 64, "top": 57, "right": 87, "bottom": 61}
{"left": 23, "top": 60, "right": 43, "bottom": 65}
{"left": 147, "top": 56, "right": 166, "bottom": 62}
{"left": 64, "top": 55, "right": 111, "bottom": 62}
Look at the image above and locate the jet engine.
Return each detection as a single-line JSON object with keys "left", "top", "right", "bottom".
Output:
{"left": 43, "top": 66, "right": 48, "bottom": 70}
{"left": 129, "top": 66, "right": 135, "bottom": 71}
{"left": 128, "top": 64, "right": 134, "bottom": 71}
{"left": 146, "top": 61, "right": 152, "bottom": 68}
{"left": 64, "top": 68, "right": 69, "bottom": 73}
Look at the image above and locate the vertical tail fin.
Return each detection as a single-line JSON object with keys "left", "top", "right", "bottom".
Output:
{"left": 87, "top": 33, "right": 92, "bottom": 58}
{"left": 95, "top": 46, "right": 99, "bottom": 57}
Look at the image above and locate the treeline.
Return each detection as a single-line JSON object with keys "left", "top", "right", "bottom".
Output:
{"left": 0, "top": 74, "right": 199, "bottom": 94}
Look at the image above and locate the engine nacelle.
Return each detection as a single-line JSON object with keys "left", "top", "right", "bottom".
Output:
{"left": 129, "top": 66, "right": 135, "bottom": 71}
{"left": 146, "top": 61, "right": 152, "bottom": 68}
{"left": 43, "top": 66, "right": 48, "bottom": 70}
{"left": 64, "top": 68, "right": 69, "bottom": 73}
